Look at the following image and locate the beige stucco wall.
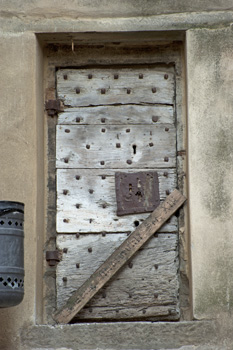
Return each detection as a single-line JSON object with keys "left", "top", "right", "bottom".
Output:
{"left": 0, "top": 1, "right": 233, "bottom": 349}
{"left": 186, "top": 27, "right": 233, "bottom": 319}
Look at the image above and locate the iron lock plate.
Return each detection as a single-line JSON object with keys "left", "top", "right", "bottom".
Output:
{"left": 115, "top": 171, "right": 160, "bottom": 216}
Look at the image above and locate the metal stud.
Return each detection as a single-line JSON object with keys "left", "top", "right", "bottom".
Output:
{"left": 63, "top": 218, "right": 69, "bottom": 223}
{"left": 100, "top": 161, "right": 105, "bottom": 165}
{"left": 86, "top": 145, "right": 90, "bottom": 149}
{"left": 127, "top": 160, "right": 132, "bottom": 165}
{"left": 164, "top": 157, "right": 169, "bottom": 162}
{"left": 62, "top": 277, "right": 67, "bottom": 282}
{"left": 63, "top": 248, "right": 68, "bottom": 253}
{"left": 101, "top": 128, "right": 106, "bottom": 133}
{"left": 166, "top": 190, "right": 170, "bottom": 195}
{"left": 164, "top": 74, "right": 169, "bottom": 80}
{"left": 165, "top": 127, "right": 169, "bottom": 132}
{"left": 76, "top": 263, "right": 80, "bottom": 268}
{"left": 89, "top": 189, "right": 94, "bottom": 194}
{"left": 102, "top": 204, "right": 107, "bottom": 208}
{"left": 76, "top": 117, "right": 81, "bottom": 123}
{"left": 152, "top": 116, "right": 158, "bottom": 122}
{"left": 139, "top": 73, "right": 143, "bottom": 79}
{"left": 75, "top": 175, "right": 80, "bottom": 180}
{"left": 149, "top": 142, "right": 154, "bottom": 147}
{"left": 76, "top": 204, "right": 80, "bottom": 209}
{"left": 101, "top": 175, "right": 106, "bottom": 179}
{"left": 102, "top": 232, "right": 106, "bottom": 237}
{"left": 127, "top": 89, "right": 131, "bottom": 94}
{"left": 114, "top": 74, "right": 119, "bottom": 79}
{"left": 76, "top": 88, "right": 80, "bottom": 94}
{"left": 63, "top": 189, "right": 68, "bottom": 195}
{"left": 63, "top": 74, "right": 68, "bottom": 80}
{"left": 101, "top": 88, "right": 106, "bottom": 94}
{"left": 65, "top": 129, "right": 70, "bottom": 133}
{"left": 152, "top": 87, "right": 157, "bottom": 93}
{"left": 101, "top": 118, "right": 106, "bottom": 123}
{"left": 116, "top": 143, "right": 121, "bottom": 148}
{"left": 76, "top": 233, "right": 80, "bottom": 238}
{"left": 126, "top": 129, "right": 130, "bottom": 133}
{"left": 154, "top": 264, "right": 159, "bottom": 270}
{"left": 88, "top": 247, "right": 92, "bottom": 253}
{"left": 163, "top": 172, "right": 168, "bottom": 177}
{"left": 64, "top": 157, "right": 69, "bottom": 163}
{"left": 128, "top": 262, "right": 133, "bottom": 268}
{"left": 154, "top": 292, "right": 159, "bottom": 299}
{"left": 88, "top": 74, "right": 93, "bottom": 79}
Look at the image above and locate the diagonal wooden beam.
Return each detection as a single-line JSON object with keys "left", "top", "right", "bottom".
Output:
{"left": 54, "top": 189, "right": 186, "bottom": 324}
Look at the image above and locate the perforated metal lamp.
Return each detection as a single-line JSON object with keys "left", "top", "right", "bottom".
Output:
{"left": 0, "top": 201, "right": 24, "bottom": 307}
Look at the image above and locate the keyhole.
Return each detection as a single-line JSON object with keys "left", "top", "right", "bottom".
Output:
{"left": 132, "top": 144, "right": 137, "bottom": 155}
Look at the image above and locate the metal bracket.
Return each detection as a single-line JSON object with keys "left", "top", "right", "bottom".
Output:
{"left": 46, "top": 250, "right": 61, "bottom": 266}
{"left": 45, "top": 99, "right": 63, "bottom": 116}
{"left": 115, "top": 171, "right": 160, "bottom": 216}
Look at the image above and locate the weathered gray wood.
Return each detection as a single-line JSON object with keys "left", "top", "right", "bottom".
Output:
{"left": 57, "top": 168, "right": 177, "bottom": 233}
{"left": 58, "top": 105, "right": 174, "bottom": 125}
{"left": 56, "top": 68, "right": 174, "bottom": 107}
{"left": 54, "top": 190, "right": 186, "bottom": 324}
{"left": 57, "top": 232, "right": 179, "bottom": 320}
{"left": 56, "top": 124, "right": 176, "bottom": 169}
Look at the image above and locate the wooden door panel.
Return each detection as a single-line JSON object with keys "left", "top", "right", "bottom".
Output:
{"left": 57, "top": 68, "right": 174, "bottom": 107}
{"left": 57, "top": 168, "right": 177, "bottom": 233}
{"left": 56, "top": 233, "right": 179, "bottom": 320}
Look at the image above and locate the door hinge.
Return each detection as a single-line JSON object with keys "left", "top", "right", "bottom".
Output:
{"left": 46, "top": 250, "right": 61, "bottom": 266}
{"left": 45, "top": 99, "right": 63, "bottom": 116}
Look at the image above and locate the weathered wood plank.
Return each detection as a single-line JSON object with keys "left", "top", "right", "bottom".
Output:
{"left": 58, "top": 105, "right": 174, "bottom": 125}
{"left": 56, "top": 124, "right": 176, "bottom": 169}
{"left": 57, "top": 232, "right": 179, "bottom": 320}
{"left": 57, "top": 168, "right": 177, "bottom": 233}
{"left": 56, "top": 68, "right": 174, "bottom": 107}
{"left": 53, "top": 190, "right": 186, "bottom": 324}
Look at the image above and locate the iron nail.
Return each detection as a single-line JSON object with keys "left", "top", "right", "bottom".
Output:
{"left": 63, "top": 189, "right": 68, "bottom": 195}
{"left": 65, "top": 129, "right": 70, "bottom": 133}
{"left": 166, "top": 190, "right": 170, "bottom": 195}
{"left": 75, "top": 175, "right": 80, "bottom": 180}
{"left": 165, "top": 127, "right": 169, "bottom": 132}
{"left": 114, "top": 74, "right": 119, "bottom": 79}
{"left": 126, "top": 129, "right": 130, "bottom": 132}
{"left": 88, "top": 247, "right": 92, "bottom": 253}
{"left": 149, "top": 142, "right": 154, "bottom": 147}
{"left": 64, "top": 157, "right": 69, "bottom": 163}
{"left": 164, "top": 157, "right": 169, "bottom": 162}
{"left": 101, "top": 118, "right": 106, "bottom": 123}
{"left": 63, "top": 74, "right": 68, "bottom": 80}
{"left": 163, "top": 172, "right": 168, "bottom": 177}
{"left": 152, "top": 116, "right": 158, "bottom": 122}
{"left": 102, "top": 204, "right": 106, "bottom": 208}
{"left": 139, "top": 73, "right": 143, "bottom": 79}
{"left": 76, "top": 233, "right": 80, "bottom": 238}
{"left": 76, "top": 263, "right": 80, "bottom": 268}
{"left": 116, "top": 143, "right": 121, "bottom": 148}
{"left": 102, "top": 232, "right": 106, "bottom": 237}
{"left": 101, "top": 88, "right": 106, "bottom": 94}
{"left": 89, "top": 189, "right": 94, "bottom": 194}
{"left": 88, "top": 74, "right": 93, "bottom": 79}
{"left": 76, "top": 204, "right": 80, "bottom": 209}
{"left": 76, "top": 117, "right": 81, "bottom": 123}
{"left": 128, "top": 262, "right": 133, "bottom": 268}
{"left": 164, "top": 74, "right": 169, "bottom": 80}
{"left": 101, "top": 128, "right": 106, "bottom": 133}
{"left": 63, "top": 218, "right": 69, "bottom": 223}
{"left": 154, "top": 293, "right": 159, "bottom": 299}
{"left": 154, "top": 264, "right": 159, "bottom": 269}
{"left": 62, "top": 277, "right": 67, "bottom": 282}
{"left": 63, "top": 248, "right": 68, "bottom": 253}
{"left": 127, "top": 160, "right": 132, "bottom": 165}
{"left": 100, "top": 161, "right": 105, "bottom": 165}
{"left": 101, "top": 175, "right": 106, "bottom": 179}
{"left": 152, "top": 87, "right": 157, "bottom": 93}
{"left": 127, "top": 89, "right": 131, "bottom": 94}
{"left": 76, "top": 88, "right": 80, "bottom": 94}
{"left": 86, "top": 145, "right": 90, "bottom": 149}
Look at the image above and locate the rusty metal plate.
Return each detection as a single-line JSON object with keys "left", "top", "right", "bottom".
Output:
{"left": 115, "top": 171, "right": 160, "bottom": 216}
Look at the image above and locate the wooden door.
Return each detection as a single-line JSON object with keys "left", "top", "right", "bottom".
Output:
{"left": 55, "top": 66, "right": 179, "bottom": 321}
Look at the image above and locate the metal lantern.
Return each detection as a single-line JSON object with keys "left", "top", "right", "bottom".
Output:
{"left": 0, "top": 201, "right": 24, "bottom": 307}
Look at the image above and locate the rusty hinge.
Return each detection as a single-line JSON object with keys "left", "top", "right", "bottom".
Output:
{"left": 45, "top": 99, "right": 63, "bottom": 116}
{"left": 46, "top": 250, "right": 61, "bottom": 266}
